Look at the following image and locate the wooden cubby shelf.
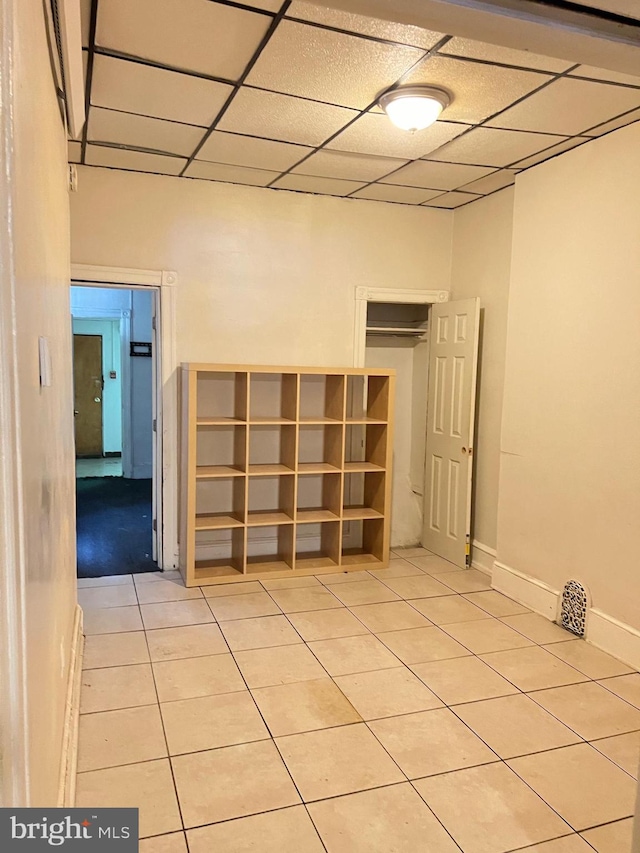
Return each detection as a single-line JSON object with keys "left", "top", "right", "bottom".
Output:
{"left": 180, "top": 364, "right": 394, "bottom": 586}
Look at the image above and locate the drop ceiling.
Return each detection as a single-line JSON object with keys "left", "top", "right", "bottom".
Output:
{"left": 69, "top": 0, "right": 640, "bottom": 209}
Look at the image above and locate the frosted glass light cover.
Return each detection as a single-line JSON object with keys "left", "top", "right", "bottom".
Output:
{"left": 379, "top": 87, "right": 451, "bottom": 132}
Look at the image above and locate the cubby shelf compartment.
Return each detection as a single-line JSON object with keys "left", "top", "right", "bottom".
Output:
{"left": 180, "top": 364, "right": 394, "bottom": 586}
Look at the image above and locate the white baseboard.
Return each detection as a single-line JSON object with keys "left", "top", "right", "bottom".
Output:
{"left": 587, "top": 608, "right": 640, "bottom": 672}
{"left": 471, "top": 540, "right": 496, "bottom": 575}
{"left": 58, "top": 605, "right": 84, "bottom": 807}
{"left": 492, "top": 561, "right": 559, "bottom": 620}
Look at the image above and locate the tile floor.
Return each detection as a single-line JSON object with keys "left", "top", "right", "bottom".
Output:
{"left": 76, "top": 456, "right": 123, "bottom": 478}
{"left": 76, "top": 548, "right": 639, "bottom": 852}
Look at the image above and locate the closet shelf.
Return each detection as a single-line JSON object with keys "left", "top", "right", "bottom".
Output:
{"left": 248, "top": 463, "right": 295, "bottom": 476}
{"left": 343, "top": 461, "right": 385, "bottom": 473}
{"left": 297, "top": 509, "right": 340, "bottom": 523}
{"left": 195, "top": 513, "right": 244, "bottom": 530}
{"left": 343, "top": 506, "right": 383, "bottom": 520}
{"left": 247, "top": 511, "right": 294, "bottom": 526}
{"left": 197, "top": 417, "right": 246, "bottom": 426}
{"left": 196, "top": 465, "right": 245, "bottom": 479}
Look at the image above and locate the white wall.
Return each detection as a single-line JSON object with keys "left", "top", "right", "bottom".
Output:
{"left": 0, "top": 0, "right": 76, "bottom": 805}
{"left": 497, "top": 122, "right": 640, "bottom": 632}
{"left": 451, "top": 188, "right": 514, "bottom": 558}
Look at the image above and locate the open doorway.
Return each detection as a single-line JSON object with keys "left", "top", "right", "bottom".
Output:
{"left": 71, "top": 285, "right": 158, "bottom": 578}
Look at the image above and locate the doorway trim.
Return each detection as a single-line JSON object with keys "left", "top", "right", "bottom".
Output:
{"left": 70, "top": 264, "right": 178, "bottom": 570}
{"left": 353, "top": 286, "right": 449, "bottom": 367}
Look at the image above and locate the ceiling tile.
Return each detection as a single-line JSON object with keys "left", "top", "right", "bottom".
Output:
{"left": 424, "top": 191, "right": 479, "bottom": 208}
{"left": 286, "top": 1, "right": 444, "bottom": 49}
{"left": 245, "top": 0, "right": 282, "bottom": 10}
{"left": 569, "top": 66, "right": 640, "bottom": 87}
{"left": 326, "top": 112, "right": 466, "bottom": 159}
{"left": 577, "top": 0, "right": 640, "bottom": 18}
{"left": 292, "top": 149, "right": 407, "bottom": 181}
{"left": 85, "top": 145, "right": 186, "bottom": 175}
{"left": 403, "top": 55, "right": 551, "bottom": 124}
{"left": 510, "top": 137, "right": 590, "bottom": 168}
{"left": 272, "top": 174, "right": 367, "bottom": 196}
{"left": 81, "top": 0, "right": 92, "bottom": 48}
{"left": 246, "top": 20, "right": 425, "bottom": 110}
{"left": 88, "top": 107, "right": 205, "bottom": 156}
{"left": 488, "top": 77, "right": 640, "bottom": 135}
{"left": 427, "top": 126, "right": 568, "bottom": 167}
{"left": 460, "top": 169, "right": 518, "bottom": 194}
{"left": 439, "top": 37, "right": 573, "bottom": 73}
{"left": 68, "top": 141, "right": 82, "bottom": 163}
{"left": 587, "top": 107, "right": 640, "bottom": 136}
{"left": 352, "top": 184, "right": 443, "bottom": 204}
{"left": 198, "top": 131, "right": 312, "bottom": 172}
{"left": 185, "top": 160, "right": 279, "bottom": 187}
{"left": 91, "top": 55, "right": 233, "bottom": 126}
{"left": 95, "top": 0, "right": 270, "bottom": 81}
{"left": 217, "top": 88, "right": 358, "bottom": 147}
{"left": 380, "top": 159, "right": 495, "bottom": 190}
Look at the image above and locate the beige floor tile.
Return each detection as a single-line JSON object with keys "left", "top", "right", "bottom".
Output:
{"left": 591, "top": 731, "right": 640, "bottom": 777}
{"left": 153, "top": 653, "right": 244, "bottom": 702}
{"left": 140, "top": 600, "right": 215, "bottom": 630}
{"left": 308, "top": 783, "right": 461, "bottom": 853}
{"left": 543, "top": 639, "right": 634, "bottom": 679}
{"left": 75, "top": 759, "right": 182, "bottom": 838}
{"left": 146, "top": 623, "right": 227, "bottom": 661}
{"left": 134, "top": 570, "right": 182, "bottom": 585}
{"left": 201, "top": 580, "right": 263, "bottom": 596}
{"left": 379, "top": 574, "right": 453, "bottom": 600}
{"left": 287, "top": 607, "right": 369, "bottom": 641}
{"left": 349, "top": 601, "right": 431, "bottom": 632}
{"left": 80, "top": 663, "right": 157, "bottom": 714}
{"left": 463, "top": 589, "right": 531, "bottom": 617}
{"left": 276, "top": 723, "right": 404, "bottom": 801}
{"left": 581, "top": 818, "right": 634, "bottom": 853}
{"left": 393, "top": 546, "right": 433, "bottom": 558}
{"left": 529, "top": 681, "right": 640, "bottom": 739}
{"left": 172, "top": 740, "right": 300, "bottom": 828}
{"left": 329, "top": 579, "right": 401, "bottom": 606}
{"left": 370, "top": 708, "right": 497, "bottom": 778}
{"left": 444, "top": 618, "right": 535, "bottom": 654}
{"left": 268, "top": 585, "right": 341, "bottom": 612}
{"left": 411, "top": 595, "right": 491, "bottom": 625}
{"left": 252, "top": 678, "right": 361, "bottom": 736}
{"left": 83, "top": 605, "right": 143, "bottom": 635}
{"left": 411, "top": 655, "right": 519, "bottom": 705}
{"left": 262, "top": 575, "right": 322, "bottom": 589}
{"left": 502, "top": 836, "right": 592, "bottom": 852}
{"left": 207, "top": 591, "right": 281, "bottom": 621}
{"left": 368, "top": 559, "right": 425, "bottom": 580}
{"left": 78, "top": 585, "right": 138, "bottom": 610}
{"left": 308, "top": 634, "right": 400, "bottom": 675}
{"left": 135, "top": 579, "right": 203, "bottom": 605}
{"left": 335, "top": 667, "right": 443, "bottom": 719}
{"left": 83, "top": 631, "right": 150, "bottom": 669}
{"left": 501, "top": 612, "right": 576, "bottom": 644}
{"left": 318, "top": 570, "right": 373, "bottom": 584}
{"left": 78, "top": 705, "right": 167, "bottom": 772}
{"left": 407, "top": 555, "right": 462, "bottom": 574}
{"left": 414, "top": 762, "right": 571, "bottom": 853}
{"left": 454, "top": 693, "right": 582, "bottom": 758}
{"left": 436, "top": 569, "right": 492, "bottom": 593}
{"left": 378, "top": 626, "right": 471, "bottom": 665}
{"left": 187, "top": 805, "right": 325, "bottom": 853}
{"left": 139, "top": 832, "right": 187, "bottom": 853}
{"left": 234, "top": 644, "right": 327, "bottom": 688}
{"left": 480, "top": 646, "right": 588, "bottom": 692}
{"left": 220, "top": 614, "right": 302, "bottom": 651}
{"left": 161, "top": 691, "right": 268, "bottom": 755}
{"left": 598, "top": 673, "right": 640, "bottom": 709}
{"left": 78, "top": 575, "right": 134, "bottom": 588}
{"left": 508, "top": 743, "right": 637, "bottom": 831}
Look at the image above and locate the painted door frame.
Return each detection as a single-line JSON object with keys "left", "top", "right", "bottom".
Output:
{"left": 71, "top": 265, "right": 178, "bottom": 570}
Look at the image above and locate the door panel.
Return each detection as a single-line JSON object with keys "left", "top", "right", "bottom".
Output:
{"left": 423, "top": 298, "right": 480, "bottom": 567}
{"left": 74, "top": 334, "right": 103, "bottom": 457}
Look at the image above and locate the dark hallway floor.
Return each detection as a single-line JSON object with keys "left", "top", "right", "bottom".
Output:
{"left": 76, "top": 476, "right": 157, "bottom": 578}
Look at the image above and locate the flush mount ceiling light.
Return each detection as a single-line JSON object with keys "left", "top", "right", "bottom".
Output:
{"left": 378, "top": 86, "right": 451, "bottom": 132}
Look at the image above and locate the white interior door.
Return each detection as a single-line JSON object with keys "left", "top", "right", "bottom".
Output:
{"left": 423, "top": 298, "right": 480, "bottom": 567}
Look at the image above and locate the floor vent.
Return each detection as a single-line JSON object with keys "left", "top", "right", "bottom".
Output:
{"left": 561, "top": 580, "right": 588, "bottom": 637}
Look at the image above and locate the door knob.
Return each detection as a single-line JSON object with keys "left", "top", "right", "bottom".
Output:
{"left": 461, "top": 447, "right": 467, "bottom": 454}
{"left": 94, "top": 397, "right": 101, "bottom": 403}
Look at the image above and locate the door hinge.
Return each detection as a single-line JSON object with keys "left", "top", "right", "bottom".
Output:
{"left": 152, "top": 316, "right": 157, "bottom": 331}
{"left": 153, "top": 518, "right": 157, "bottom": 532}
{"left": 153, "top": 419, "right": 157, "bottom": 432}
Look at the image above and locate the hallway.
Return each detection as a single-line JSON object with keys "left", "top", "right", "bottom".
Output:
{"left": 75, "top": 550, "right": 638, "bottom": 852}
